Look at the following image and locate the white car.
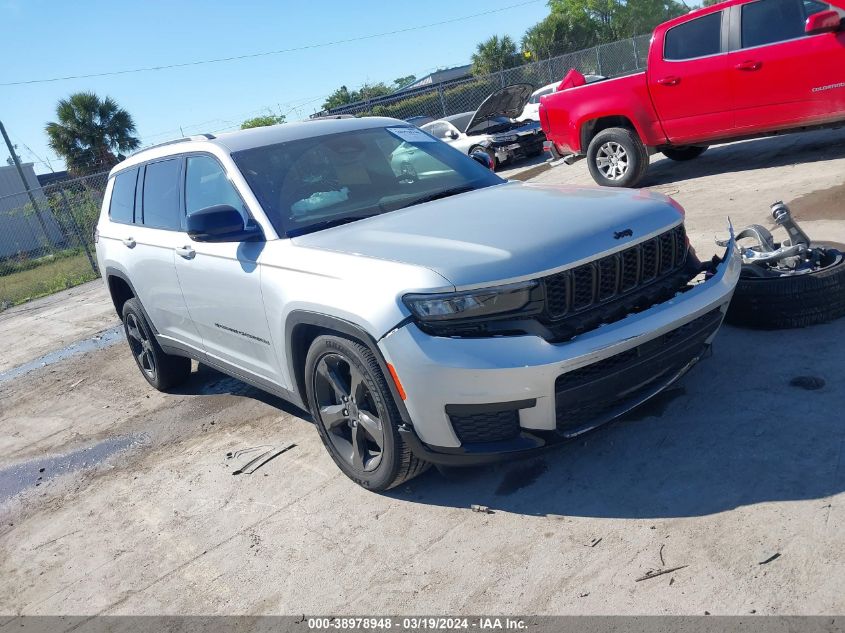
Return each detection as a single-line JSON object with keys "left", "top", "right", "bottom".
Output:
{"left": 420, "top": 84, "right": 546, "bottom": 168}
{"left": 519, "top": 82, "right": 559, "bottom": 121}
{"left": 519, "top": 75, "right": 606, "bottom": 121}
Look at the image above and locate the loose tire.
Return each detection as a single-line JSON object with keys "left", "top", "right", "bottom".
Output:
{"left": 587, "top": 127, "right": 649, "bottom": 188}
{"left": 662, "top": 146, "right": 708, "bottom": 162}
{"left": 305, "top": 335, "right": 430, "bottom": 491}
{"left": 726, "top": 246, "right": 845, "bottom": 329}
{"left": 122, "top": 298, "right": 191, "bottom": 390}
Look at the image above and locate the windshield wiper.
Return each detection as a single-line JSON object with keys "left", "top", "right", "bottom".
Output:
{"left": 286, "top": 214, "right": 379, "bottom": 237}
{"left": 403, "top": 185, "right": 476, "bottom": 209}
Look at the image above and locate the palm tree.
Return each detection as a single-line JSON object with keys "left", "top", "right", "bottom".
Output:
{"left": 471, "top": 35, "right": 520, "bottom": 76}
{"left": 46, "top": 92, "right": 140, "bottom": 174}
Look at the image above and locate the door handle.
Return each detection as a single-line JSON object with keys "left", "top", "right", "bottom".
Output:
{"left": 657, "top": 76, "right": 681, "bottom": 87}
{"left": 122, "top": 237, "right": 136, "bottom": 248}
{"left": 175, "top": 245, "right": 196, "bottom": 260}
{"left": 736, "top": 60, "right": 762, "bottom": 71}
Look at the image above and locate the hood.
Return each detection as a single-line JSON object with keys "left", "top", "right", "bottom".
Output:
{"left": 467, "top": 83, "right": 534, "bottom": 132}
{"left": 291, "top": 182, "right": 685, "bottom": 289}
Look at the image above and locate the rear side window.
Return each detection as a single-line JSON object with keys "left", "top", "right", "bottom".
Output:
{"left": 109, "top": 169, "right": 137, "bottom": 224}
{"left": 664, "top": 12, "right": 722, "bottom": 60}
{"left": 141, "top": 158, "right": 182, "bottom": 230}
{"left": 741, "top": 0, "right": 805, "bottom": 48}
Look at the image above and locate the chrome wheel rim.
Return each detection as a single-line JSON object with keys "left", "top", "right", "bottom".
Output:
{"left": 125, "top": 313, "right": 156, "bottom": 380}
{"left": 314, "top": 354, "right": 384, "bottom": 473}
{"left": 596, "top": 142, "right": 629, "bottom": 181}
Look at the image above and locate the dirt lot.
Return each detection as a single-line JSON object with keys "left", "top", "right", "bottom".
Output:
{"left": 1, "top": 128, "right": 844, "bottom": 616}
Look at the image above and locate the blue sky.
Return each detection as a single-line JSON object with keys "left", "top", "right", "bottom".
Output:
{"left": 0, "top": 0, "right": 549, "bottom": 174}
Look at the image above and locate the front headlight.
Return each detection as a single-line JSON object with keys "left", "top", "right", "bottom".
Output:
{"left": 403, "top": 281, "right": 537, "bottom": 322}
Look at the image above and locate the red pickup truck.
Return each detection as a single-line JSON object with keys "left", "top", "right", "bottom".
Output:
{"left": 539, "top": 0, "right": 845, "bottom": 187}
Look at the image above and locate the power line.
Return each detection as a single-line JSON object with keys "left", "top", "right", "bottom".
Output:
{"left": 0, "top": 0, "right": 541, "bottom": 87}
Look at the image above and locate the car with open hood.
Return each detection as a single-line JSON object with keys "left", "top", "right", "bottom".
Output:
{"left": 420, "top": 83, "right": 546, "bottom": 168}
{"left": 95, "top": 116, "right": 740, "bottom": 491}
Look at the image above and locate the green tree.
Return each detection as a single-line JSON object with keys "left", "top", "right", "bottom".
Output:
{"left": 45, "top": 92, "right": 140, "bottom": 175}
{"left": 323, "top": 85, "right": 354, "bottom": 110}
{"left": 241, "top": 114, "right": 286, "bottom": 129}
{"left": 322, "top": 82, "right": 393, "bottom": 110}
{"left": 547, "top": 0, "right": 685, "bottom": 42}
{"left": 470, "top": 34, "right": 520, "bottom": 75}
{"left": 393, "top": 75, "right": 417, "bottom": 90}
{"left": 522, "top": 10, "right": 599, "bottom": 60}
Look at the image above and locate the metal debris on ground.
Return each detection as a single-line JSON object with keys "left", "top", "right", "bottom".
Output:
{"left": 587, "top": 537, "right": 602, "bottom": 547}
{"left": 68, "top": 377, "right": 85, "bottom": 389}
{"left": 230, "top": 442, "right": 297, "bottom": 475}
{"left": 659, "top": 543, "right": 665, "bottom": 566}
{"left": 471, "top": 504, "right": 493, "bottom": 514}
{"left": 635, "top": 565, "right": 689, "bottom": 582}
{"left": 758, "top": 553, "right": 781, "bottom": 565}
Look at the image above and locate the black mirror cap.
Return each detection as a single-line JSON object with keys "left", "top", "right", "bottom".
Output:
{"left": 470, "top": 150, "right": 495, "bottom": 171}
{"left": 186, "top": 204, "right": 260, "bottom": 242}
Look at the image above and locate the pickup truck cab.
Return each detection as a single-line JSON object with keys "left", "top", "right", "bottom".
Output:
{"left": 540, "top": 0, "right": 845, "bottom": 187}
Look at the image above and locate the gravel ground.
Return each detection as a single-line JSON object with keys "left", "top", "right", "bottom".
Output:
{"left": 1, "top": 128, "right": 844, "bottom": 616}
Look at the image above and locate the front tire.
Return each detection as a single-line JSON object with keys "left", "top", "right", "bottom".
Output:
{"left": 122, "top": 298, "right": 191, "bottom": 390}
{"left": 469, "top": 145, "right": 497, "bottom": 171}
{"left": 586, "top": 127, "right": 648, "bottom": 188}
{"left": 662, "top": 146, "right": 708, "bottom": 161}
{"left": 305, "top": 335, "right": 429, "bottom": 491}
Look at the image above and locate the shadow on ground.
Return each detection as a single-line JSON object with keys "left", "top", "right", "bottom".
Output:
{"left": 387, "top": 318, "right": 845, "bottom": 519}
{"left": 171, "top": 362, "right": 312, "bottom": 422}
{"left": 641, "top": 127, "right": 845, "bottom": 188}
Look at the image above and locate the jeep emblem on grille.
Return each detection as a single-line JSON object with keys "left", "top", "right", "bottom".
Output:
{"left": 614, "top": 228, "right": 633, "bottom": 240}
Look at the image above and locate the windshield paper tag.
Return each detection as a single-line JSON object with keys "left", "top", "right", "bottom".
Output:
{"left": 387, "top": 127, "right": 436, "bottom": 143}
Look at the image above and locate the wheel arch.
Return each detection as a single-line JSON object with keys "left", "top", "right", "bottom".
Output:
{"left": 104, "top": 266, "right": 160, "bottom": 335}
{"left": 580, "top": 115, "right": 642, "bottom": 152}
{"left": 285, "top": 311, "right": 412, "bottom": 425}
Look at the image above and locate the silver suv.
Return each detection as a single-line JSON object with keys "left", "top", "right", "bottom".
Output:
{"left": 95, "top": 117, "right": 740, "bottom": 491}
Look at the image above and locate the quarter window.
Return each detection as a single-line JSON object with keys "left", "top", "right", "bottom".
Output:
{"left": 664, "top": 12, "right": 722, "bottom": 60}
{"left": 141, "top": 158, "right": 182, "bottom": 230}
{"left": 109, "top": 169, "right": 137, "bottom": 224}
{"left": 741, "top": 0, "right": 805, "bottom": 48}
{"left": 185, "top": 155, "right": 248, "bottom": 220}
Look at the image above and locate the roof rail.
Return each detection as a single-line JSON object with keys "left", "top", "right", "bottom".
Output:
{"left": 134, "top": 133, "right": 216, "bottom": 154}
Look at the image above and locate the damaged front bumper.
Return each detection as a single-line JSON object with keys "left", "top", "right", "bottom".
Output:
{"left": 381, "top": 234, "right": 741, "bottom": 464}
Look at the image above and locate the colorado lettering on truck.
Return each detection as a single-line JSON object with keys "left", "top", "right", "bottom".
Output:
{"left": 539, "top": 0, "right": 845, "bottom": 187}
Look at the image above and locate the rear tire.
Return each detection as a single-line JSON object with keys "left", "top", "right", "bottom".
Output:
{"left": 662, "top": 146, "right": 708, "bottom": 161}
{"left": 726, "top": 246, "right": 845, "bottom": 329}
{"left": 305, "top": 334, "right": 430, "bottom": 491}
{"left": 122, "top": 298, "right": 191, "bottom": 390}
{"left": 586, "top": 127, "right": 649, "bottom": 188}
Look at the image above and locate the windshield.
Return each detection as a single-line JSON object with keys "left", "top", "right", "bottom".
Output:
{"left": 231, "top": 126, "right": 503, "bottom": 237}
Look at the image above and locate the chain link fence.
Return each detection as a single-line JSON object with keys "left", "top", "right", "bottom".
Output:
{"left": 321, "top": 35, "right": 650, "bottom": 121}
{"left": 0, "top": 170, "right": 108, "bottom": 310}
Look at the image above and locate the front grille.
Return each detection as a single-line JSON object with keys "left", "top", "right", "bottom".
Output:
{"left": 555, "top": 308, "right": 722, "bottom": 433}
{"left": 448, "top": 409, "right": 520, "bottom": 444}
{"left": 543, "top": 225, "right": 688, "bottom": 320}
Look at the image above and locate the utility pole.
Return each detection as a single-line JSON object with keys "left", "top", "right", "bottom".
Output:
{"left": 0, "top": 119, "right": 53, "bottom": 247}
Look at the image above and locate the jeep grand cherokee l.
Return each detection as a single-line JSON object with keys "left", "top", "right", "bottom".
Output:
{"left": 95, "top": 117, "right": 740, "bottom": 491}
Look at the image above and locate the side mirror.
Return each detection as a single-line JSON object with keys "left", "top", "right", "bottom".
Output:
{"left": 806, "top": 9, "right": 841, "bottom": 35}
{"left": 470, "top": 150, "right": 495, "bottom": 171}
{"left": 448, "top": 130, "right": 459, "bottom": 140}
{"left": 186, "top": 204, "right": 260, "bottom": 242}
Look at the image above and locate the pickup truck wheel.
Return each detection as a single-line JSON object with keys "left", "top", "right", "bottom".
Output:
{"left": 122, "top": 298, "right": 191, "bottom": 391}
{"left": 662, "top": 146, "right": 708, "bottom": 161}
{"left": 726, "top": 245, "right": 845, "bottom": 329}
{"left": 305, "top": 335, "right": 430, "bottom": 491}
{"left": 587, "top": 127, "right": 648, "bottom": 188}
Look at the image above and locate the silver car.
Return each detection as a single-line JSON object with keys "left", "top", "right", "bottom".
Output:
{"left": 95, "top": 117, "right": 740, "bottom": 491}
